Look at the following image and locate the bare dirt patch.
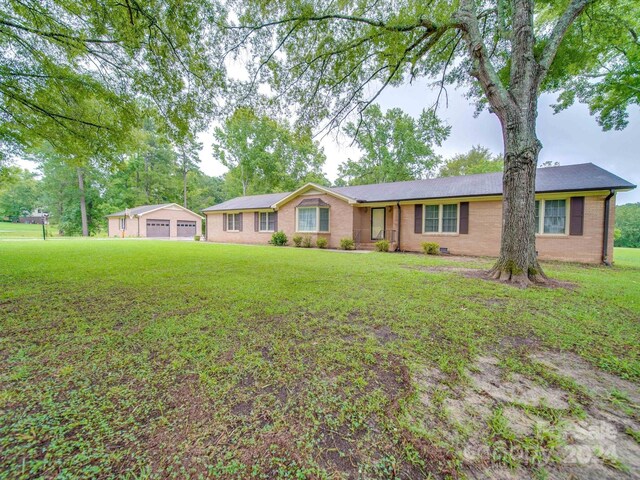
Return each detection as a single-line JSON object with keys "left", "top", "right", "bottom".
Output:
{"left": 417, "top": 352, "right": 640, "bottom": 479}
{"left": 372, "top": 325, "right": 399, "bottom": 344}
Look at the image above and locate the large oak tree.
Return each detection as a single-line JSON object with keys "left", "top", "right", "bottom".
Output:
{"left": 226, "top": 0, "right": 639, "bottom": 284}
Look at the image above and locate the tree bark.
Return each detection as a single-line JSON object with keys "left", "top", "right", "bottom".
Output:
{"left": 488, "top": 110, "right": 547, "bottom": 285}
{"left": 77, "top": 167, "right": 89, "bottom": 237}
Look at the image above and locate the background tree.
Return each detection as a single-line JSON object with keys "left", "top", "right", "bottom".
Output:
{"left": 439, "top": 146, "right": 503, "bottom": 177}
{"left": 177, "top": 137, "right": 203, "bottom": 208}
{"left": 228, "top": 0, "right": 639, "bottom": 284}
{"left": 213, "top": 107, "right": 326, "bottom": 197}
{"left": 0, "top": 168, "right": 40, "bottom": 221}
{"left": 38, "top": 155, "right": 104, "bottom": 236}
{"left": 614, "top": 203, "right": 640, "bottom": 248}
{"left": 337, "top": 105, "right": 449, "bottom": 185}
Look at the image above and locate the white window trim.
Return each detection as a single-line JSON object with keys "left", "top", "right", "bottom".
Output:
{"left": 259, "top": 212, "right": 275, "bottom": 232}
{"left": 423, "top": 203, "right": 459, "bottom": 235}
{"left": 119, "top": 217, "right": 126, "bottom": 230}
{"left": 535, "top": 198, "right": 569, "bottom": 236}
{"left": 227, "top": 213, "right": 240, "bottom": 232}
{"left": 295, "top": 206, "right": 330, "bottom": 233}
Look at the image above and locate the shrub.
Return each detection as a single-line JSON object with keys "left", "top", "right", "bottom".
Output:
{"left": 422, "top": 242, "right": 440, "bottom": 255}
{"left": 316, "top": 237, "right": 328, "bottom": 249}
{"left": 270, "top": 231, "right": 288, "bottom": 246}
{"left": 302, "top": 236, "right": 313, "bottom": 248}
{"left": 292, "top": 235, "right": 303, "bottom": 247}
{"left": 194, "top": 235, "right": 201, "bottom": 242}
{"left": 340, "top": 237, "right": 355, "bottom": 250}
{"left": 375, "top": 239, "right": 390, "bottom": 252}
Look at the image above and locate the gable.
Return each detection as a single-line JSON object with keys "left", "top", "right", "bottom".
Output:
{"left": 272, "top": 183, "right": 356, "bottom": 210}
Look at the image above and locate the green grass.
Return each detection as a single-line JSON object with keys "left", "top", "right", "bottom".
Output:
{"left": 0, "top": 222, "right": 58, "bottom": 239}
{"left": 0, "top": 241, "right": 638, "bottom": 478}
{"left": 614, "top": 247, "right": 640, "bottom": 268}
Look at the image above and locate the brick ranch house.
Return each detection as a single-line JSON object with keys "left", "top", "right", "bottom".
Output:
{"left": 203, "top": 163, "right": 635, "bottom": 264}
{"left": 107, "top": 203, "right": 203, "bottom": 238}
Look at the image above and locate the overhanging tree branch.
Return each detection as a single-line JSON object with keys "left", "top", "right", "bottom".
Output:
{"left": 537, "top": 0, "right": 599, "bottom": 85}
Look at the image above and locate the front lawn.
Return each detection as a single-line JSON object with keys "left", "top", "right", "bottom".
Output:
{"left": 0, "top": 222, "right": 58, "bottom": 239}
{"left": 1, "top": 241, "right": 639, "bottom": 478}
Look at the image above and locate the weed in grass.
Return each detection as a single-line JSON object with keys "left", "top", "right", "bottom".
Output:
{"left": 594, "top": 448, "right": 631, "bottom": 473}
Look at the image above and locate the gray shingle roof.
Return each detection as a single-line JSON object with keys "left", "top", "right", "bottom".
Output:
{"left": 333, "top": 163, "right": 635, "bottom": 202}
{"left": 202, "top": 163, "right": 635, "bottom": 211}
{"left": 106, "top": 204, "right": 173, "bottom": 217}
{"left": 202, "top": 192, "right": 290, "bottom": 212}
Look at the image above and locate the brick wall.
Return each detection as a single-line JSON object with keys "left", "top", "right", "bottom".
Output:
{"left": 205, "top": 192, "right": 613, "bottom": 263}
{"left": 399, "top": 195, "right": 613, "bottom": 263}
{"left": 206, "top": 193, "right": 355, "bottom": 248}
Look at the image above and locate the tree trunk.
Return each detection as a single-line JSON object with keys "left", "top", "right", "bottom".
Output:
{"left": 77, "top": 167, "right": 89, "bottom": 237}
{"left": 489, "top": 105, "right": 547, "bottom": 285}
{"left": 183, "top": 166, "right": 188, "bottom": 208}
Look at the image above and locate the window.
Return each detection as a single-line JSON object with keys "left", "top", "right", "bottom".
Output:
{"left": 423, "top": 204, "right": 458, "bottom": 234}
{"left": 442, "top": 204, "right": 458, "bottom": 233}
{"left": 297, "top": 207, "right": 330, "bottom": 232}
{"left": 425, "top": 205, "right": 439, "bottom": 233}
{"left": 543, "top": 199, "right": 566, "bottom": 234}
{"left": 227, "top": 213, "right": 241, "bottom": 231}
{"left": 319, "top": 208, "right": 329, "bottom": 232}
{"left": 119, "top": 217, "right": 126, "bottom": 230}
{"left": 259, "top": 212, "right": 276, "bottom": 232}
{"left": 534, "top": 199, "right": 568, "bottom": 235}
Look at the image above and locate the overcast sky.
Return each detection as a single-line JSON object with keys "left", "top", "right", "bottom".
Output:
{"left": 198, "top": 78, "right": 639, "bottom": 205}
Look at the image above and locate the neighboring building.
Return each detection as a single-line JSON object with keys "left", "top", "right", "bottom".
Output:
{"left": 203, "top": 163, "right": 635, "bottom": 263}
{"left": 106, "top": 204, "right": 203, "bottom": 238}
{"left": 18, "top": 208, "right": 48, "bottom": 224}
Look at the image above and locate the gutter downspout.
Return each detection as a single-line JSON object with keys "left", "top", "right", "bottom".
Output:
{"left": 395, "top": 202, "right": 401, "bottom": 252}
{"left": 602, "top": 189, "right": 615, "bottom": 266}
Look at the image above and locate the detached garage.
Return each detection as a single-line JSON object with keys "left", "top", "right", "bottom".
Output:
{"left": 107, "top": 204, "right": 203, "bottom": 239}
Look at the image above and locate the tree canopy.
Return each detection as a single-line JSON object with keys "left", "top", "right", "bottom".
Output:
{"left": 213, "top": 107, "right": 327, "bottom": 197}
{"left": 439, "top": 146, "right": 503, "bottom": 177}
{"left": 337, "top": 105, "right": 449, "bottom": 185}
{"left": 0, "top": 0, "right": 224, "bottom": 166}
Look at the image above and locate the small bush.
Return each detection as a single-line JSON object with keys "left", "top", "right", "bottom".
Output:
{"left": 194, "top": 235, "right": 201, "bottom": 242}
{"left": 316, "top": 237, "right": 328, "bottom": 249}
{"left": 270, "top": 231, "right": 288, "bottom": 246}
{"left": 302, "top": 236, "right": 313, "bottom": 248}
{"left": 292, "top": 235, "right": 303, "bottom": 247}
{"left": 422, "top": 242, "right": 440, "bottom": 255}
{"left": 340, "top": 237, "right": 355, "bottom": 250}
{"left": 375, "top": 239, "right": 390, "bottom": 252}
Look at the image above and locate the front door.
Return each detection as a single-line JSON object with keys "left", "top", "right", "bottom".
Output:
{"left": 371, "top": 208, "right": 385, "bottom": 240}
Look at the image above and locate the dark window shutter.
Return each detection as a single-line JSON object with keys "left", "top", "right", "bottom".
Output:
{"left": 222, "top": 213, "right": 227, "bottom": 231}
{"left": 569, "top": 197, "right": 584, "bottom": 236}
{"left": 254, "top": 212, "right": 259, "bottom": 231}
{"left": 459, "top": 202, "right": 469, "bottom": 234}
{"left": 273, "top": 211, "right": 278, "bottom": 231}
{"left": 238, "top": 213, "right": 243, "bottom": 232}
{"left": 414, "top": 205, "right": 423, "bottom": 234}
